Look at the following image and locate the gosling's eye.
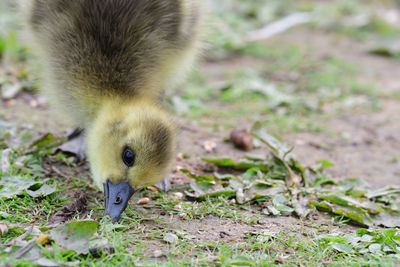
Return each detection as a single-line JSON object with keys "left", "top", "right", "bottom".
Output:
{"left": 122, "top": 148, "right": 135, "bottom": 167}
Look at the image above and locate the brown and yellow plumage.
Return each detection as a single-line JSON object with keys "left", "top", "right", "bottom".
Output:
{"left": 20, "top": 0, "right": 203, "bottom": 221}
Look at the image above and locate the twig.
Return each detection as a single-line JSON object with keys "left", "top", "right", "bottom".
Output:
{"left": 51, "top": 165, "right": 69, "bottom": 179}
{"left": 1, "top": 225, "right": 33, "bottom": 247}
{"left": 246, "top": 12, "right": 312, "bottom": 42}
{"left": 15, "top": 239, "right": 36, "bottom": 259}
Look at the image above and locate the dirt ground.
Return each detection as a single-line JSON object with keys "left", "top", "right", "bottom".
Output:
{"left": 1, "top": 26, "right": 400, "bottom": 261}
{"left": 2, "top": 29, "right": 400, "bottom": 188}
{"left": 4, "top": 29, "right": 400, "bottom": 189}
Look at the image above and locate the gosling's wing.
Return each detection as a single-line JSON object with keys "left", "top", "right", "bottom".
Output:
{"left": 24, "top": 0, "right": 203, "bottom": 99}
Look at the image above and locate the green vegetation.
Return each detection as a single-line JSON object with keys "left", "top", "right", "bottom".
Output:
{"left": 1, "top": 0, "right": 400, "bottom": 266}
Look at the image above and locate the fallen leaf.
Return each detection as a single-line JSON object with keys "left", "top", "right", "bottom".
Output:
{"left": 203, "top": 157, "right": 268, "bottom": 171}
{"left": 26, "top": 183, "right": 56, "bottom": 198}
{"left": 0, "top": 175, "right": 51, "bottom": 199}
{"left": 180, "top": 169, "right": 215, "bottom": 182}
{"left": 368, "top": 243, "right": 382, "bottom": 254}
{"left": 55, "top": 129, "right": 86, "bottom": 162}
{"left": 251, "top": 122, "right": 293, "bottom": 160}
{"left": 50, "top": 220, "right": 99, "bottom": 254}
{"left": 0, "top": 211, "right": 9, "bottom": 219}
{"left": 372, "top": 211, "right": 400, "bottom": 228}
{"left": 164, "top": 233, "right": 179, "bottom": 244}
{"left": 33, "top": 258, "right": 58, "bottom": 267}
{"left": 331, "top": 243, "right": 353, "bottom": 253}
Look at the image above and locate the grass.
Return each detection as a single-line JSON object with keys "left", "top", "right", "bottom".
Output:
{"left": 1, "top": 0, "right": 400, "bottom": 266}
{"left": 176, "top": 41, "right": 380, "bottom": 133}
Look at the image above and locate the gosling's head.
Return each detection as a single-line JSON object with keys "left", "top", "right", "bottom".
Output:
{"left": 87, "top": 99, "right": 176, "bottom": 222}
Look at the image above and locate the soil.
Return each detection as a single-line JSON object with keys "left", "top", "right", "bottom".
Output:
{"left": 1, "top": 27, "right": 399, "bottom": 251}
{"left": 49, "top": 192, "right": 89, "bottom": 224}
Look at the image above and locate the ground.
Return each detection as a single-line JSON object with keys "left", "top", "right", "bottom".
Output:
{"left": 1, "top": 0, "right": 400, "bottom": 266}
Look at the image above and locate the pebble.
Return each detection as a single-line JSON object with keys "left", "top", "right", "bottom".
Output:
{"left": 230, "top": 128, "right": 254, "bottom": 151}
{"left": 172, "top": 192, "right": 184, "bottom": 201}
{"left": 203, "top": 140, "right": 217, "bottom": 153}
{"left": 14, "top": 162, "right": 25, "bottom": 168}
{"left": 164, "top": 233, "right": 178, "bottom": 244}
{"left": 0, "top": 224, "right": 8, "bottom": 236}
{"left": 153, "top": 250, "right": 163, "bottom": 258}
{"left": 137, "top": 198, "right": 150, "bottom": 205}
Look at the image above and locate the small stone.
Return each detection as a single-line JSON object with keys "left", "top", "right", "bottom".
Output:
{"left": 5, "top": 100, "right": 16, "bottom": 108}
{"left": 14, "top": 162, "right": 25, "bottom": 168}
{"left": 30, "top": 99, "right": 39, "bottom": 108}
{"left": 230, "top": 128, "right": 254, "bottom": 151}
{"left": 172, "top": 192, "right": 184, "bottom": 201}
{"left": 175, "top": 165, "right": 183, "bottom": 172}
{"left": 0, "top": 224, "right": 8, "bottom": 236}
{"left": 219, "top": 231, "right": 230, "bottom": 238}
{"left": 203, "top": 140, "right": 217, "bottom": 153}
{"left": 137, "top": 198, "right": 150, "bottom": 205}
{"left": 153, "top": 250, "right": 163, "bottom": 258}
{"left": 146, "top": 186, "right": 159, "bottom": 192}
{"left": 1, "top": 83, "right": 22, "bottom": 100}
{"left": 164, "top": 233, "right": 178, "bottom": 244}
{"left": 1, "top": 149, "right": 12, "bottom": 173}
{"left": 274, "top": 254, "right": 289, "bottom": 264}
{"left": 177, "top": 153, "right": 184, "bottom": 161}
{"left": 179, "top": 213, "right": 187, "bottom": 219}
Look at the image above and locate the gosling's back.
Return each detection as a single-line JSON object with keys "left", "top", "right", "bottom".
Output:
{"left": 24, "top": 0, "right": 202, "bottom": 123}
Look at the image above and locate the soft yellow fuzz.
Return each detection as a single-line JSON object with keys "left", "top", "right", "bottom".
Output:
{"left": 87, "top": 97, "right": 176, "bottom": 190}
{"left": 22, "top": 0, "right": 203, "bottom": 191}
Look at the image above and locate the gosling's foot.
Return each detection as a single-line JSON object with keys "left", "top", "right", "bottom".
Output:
{"left": 57, "top": 128, "right": 87, "bottom": 162}
{"left": 154, "top": 177, "right": 171, "bottom": 192}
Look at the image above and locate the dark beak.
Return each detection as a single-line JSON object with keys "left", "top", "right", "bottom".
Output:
{"left": 104, "top": 181, "right": 135, "bottom": 223}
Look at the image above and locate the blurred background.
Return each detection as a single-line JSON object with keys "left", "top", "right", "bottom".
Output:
{"left": 0, "top": 0, "right": 399, "bottom": 186}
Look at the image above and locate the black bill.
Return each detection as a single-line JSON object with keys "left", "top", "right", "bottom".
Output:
{"left": 104, "top": 181, "right": 135, "bottom": 223}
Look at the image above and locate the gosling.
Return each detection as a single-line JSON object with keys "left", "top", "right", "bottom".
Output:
{"left": 22, "top": 0, "right": 203, "bottom": 222}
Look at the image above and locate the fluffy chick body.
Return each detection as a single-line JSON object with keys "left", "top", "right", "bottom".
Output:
{"left": 22, "top": 0, "right": 203, "bottom": 189}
